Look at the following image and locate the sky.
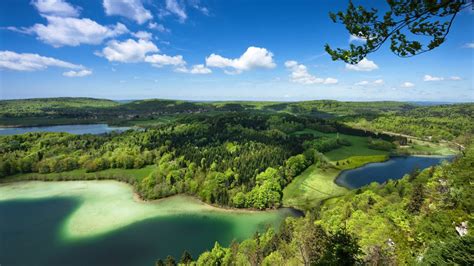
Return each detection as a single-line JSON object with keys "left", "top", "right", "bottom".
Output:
{"left": 0, "top": 0, "right": 473, "bottom": 102}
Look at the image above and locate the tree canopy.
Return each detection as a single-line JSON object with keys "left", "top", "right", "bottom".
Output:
{"left": 325, "top": 0, "right": 473, "bottom": 63}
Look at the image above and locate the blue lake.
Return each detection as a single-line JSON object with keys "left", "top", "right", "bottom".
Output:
{"left": 0, "top": 124, "right": 130, "bottom": 135}
{"left": 335, "top": 155, "right": 454, "bottom": 189}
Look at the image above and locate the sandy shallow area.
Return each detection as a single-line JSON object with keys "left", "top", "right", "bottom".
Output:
{"left": 0, "top": 181, "right": 292, "bottom": 240}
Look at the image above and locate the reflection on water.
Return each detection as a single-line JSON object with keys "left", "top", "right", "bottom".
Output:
{"left": 0, "top": 124, "right": 130, "bottom": 136}
{"left": 336, "top": 156, "right": 454, "bottom": 189}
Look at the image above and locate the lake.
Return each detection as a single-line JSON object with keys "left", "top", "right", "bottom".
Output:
{"left": 335, "top": 155, "right": 454, "bottom": 189}
{"left": 0, "top": 124, "right": 130, "bottom": 135}
{"left": 0, "top": 181, "right": 297, "bottom": 266}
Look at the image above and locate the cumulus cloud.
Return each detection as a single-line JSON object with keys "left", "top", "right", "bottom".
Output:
{"left": 349, "top": 34, "right": 366, "bottom": 43}
{"left": 103, "top": 0, "right": 152, "bottom": 24}
{"left": 423, "top": 74, "right": 444, "bottom": 81}
{"left": 206, "top": 46, "right": 276, "bottom": 74}
{"left": 132, "top": 31, "right": 153, "bottom": 40}
{"left": 176, "top": 64, "right": 212, "bottom": 74}
{"left": 144, "top": 54, "right": 186, "bottom": 67}
{"left": 345, "top": 58, "right": 379, "bottom": 72}
{"left": 32, "top": 0, "right": 80, "bottom": 17}
{"left": 355, "top": 79, "right": 384, "bottom": 86}
{"left": 99, "top": 39, "right": 159, "bottom": 63}
{"left": 0, "top": 50, "right": 91, "bottom": 77}
{"left": 63, "top": 69, "right": 92, "bottom": 77}
{"left": 400, "top": 82, "right": 415, "bottom": 88}
{"left": 449, "top": 76, "right": 462, "bottom": 80}
{"left": 165, "top": 0, "right": 187, "bottom": 22}
{"left": 25, "top": 16, "right": 128, "bottom": 47}
{"left": 284, "top": 60, "right": 338, "bottom": 85}
{"left": 148, "top": 22, "right": 170, "bottom": 33}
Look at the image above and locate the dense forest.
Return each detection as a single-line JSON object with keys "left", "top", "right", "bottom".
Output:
{"left": 160, "top": 141, "right": 474, "bottom": 265}
{"left": 2, "top": 112, "right": 394, "bottom": 209}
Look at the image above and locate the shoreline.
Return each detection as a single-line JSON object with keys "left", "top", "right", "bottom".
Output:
{"left": 334, "top": 154, "right": 454, "bottom": 189}
{"left": 1, "top": 179, "right": 302, "bottom": 215}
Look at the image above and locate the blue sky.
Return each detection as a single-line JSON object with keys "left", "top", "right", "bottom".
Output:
{"left": 0, "top": 0, "right": 473, "bottom": 101}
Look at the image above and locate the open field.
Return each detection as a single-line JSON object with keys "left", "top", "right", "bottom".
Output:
{"left": 292, "top": 129, "right": 390, "bottom": 160}
{"left": 283, "top": 154, "right": 388, "bottom": 210}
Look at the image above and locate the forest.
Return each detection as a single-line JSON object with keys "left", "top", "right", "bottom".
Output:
{"left": 0, "top": 99, "right": 472, "bottom": 265}
{"left": 2, "top": 112, "right": 395, "bottom": 209}
{"left": 166, "top": 142, "right": 473, "bottom": 265}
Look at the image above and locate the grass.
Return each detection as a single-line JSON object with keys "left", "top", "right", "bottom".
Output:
{"left": 283, "top": 155, "right": 389, "bottom": 210}
{"left": 396, "top": 139, "right": 457, "bottom": 156}
{"left": 283, "top": 165, "right": 347, "bottom": 210}
{"left": 283, "top": 128, "right": 390, "bottom": 210}
{"left": 332, "top": 155, "right": 389, "bottom": 170}
{"left": 3, "top": 165, "right": 156, "bottom": 183}
{"left": 293, "top": 129, "right": 389, "bottom": 161}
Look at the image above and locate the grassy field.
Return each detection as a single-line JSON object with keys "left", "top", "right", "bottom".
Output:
{"left": 283, "top": 155, "right": 388, "bottom": 210}
{"left": 293, "top": 129, "right": 389, "bottom": 160}
{"left": 396, "top": 139, "right": 457, "bottom": 155}
{"left": 2, "top": 166, "right": 156, "bottom": 183}
{"left": 286, "top": 127, "right": 390, "bottom": 210}
{"left": 282, "top": 165, "right": 347, "bottom": 210}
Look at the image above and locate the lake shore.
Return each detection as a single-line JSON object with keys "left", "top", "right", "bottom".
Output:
{"left": 0, "top": 180, "right": 296, "bottom": 240}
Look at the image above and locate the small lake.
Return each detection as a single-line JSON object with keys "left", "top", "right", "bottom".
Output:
{"left": 0, "top": 124, "right": 130, "bottom": 135}
{"left": 0, "top": 181, "right": 297, "bottom": 265}
{"left": 336, "top": 155, "right": 454, "bottom": 189}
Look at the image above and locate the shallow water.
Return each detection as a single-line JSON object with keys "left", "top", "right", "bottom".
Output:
{"left": 335, "top": 155, "right": 454, "bottom": 189}
{"left": 0, "top": 124, "right": 130, "bottom": 135}
{"left": 0, "top": 181, "right": 296, "bottom": 265}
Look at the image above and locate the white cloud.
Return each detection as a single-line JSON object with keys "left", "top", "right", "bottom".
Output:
{"left": 28, "top": 16, "right": 128, "bottom": 47}
{"left": 176, "top": 64, "right": 212, "bottom": 74}
{"left": 373, "top": 79, "right": 384, "bottom": 85}
{"left": 463, "top": 42, "right": 474, "bottom": 48}
{"left": 355, "top": 79, "right": 384, "bottom": 86}
{"left": 423, "top": 74, "right": 444, "bottom": 81}
{"left": 165, "top": 0, "right": 187, "bottom": 22}
{"left": 132, "top": 31, "right": 153, "bottom": 40}
{"left": 0, "top": 50, "right": 90, "bottom": 75}
{"left": 32, "top": 0, "right": 80, "bottom": 17}
{"left": 206, "top": 46, "right": 276, "bottom": 74}
{"left": 144, "top": 54, "right": 186, "bottom": 67}
{"left": 103, "top": 0, "right": 152, "bottom": 24}
{"left": 63, "top": 69, "right": 92, "bottom": 77}
{"left": 400, "top": 82, "right": 415, "bottom": 88}
{"left": 188, "top": 0, "right": 209, "bottom": 15}
{"left": 99, "top": 39, "right": 159, "bottom": 63}
{"left": 284, "top": 60, "right": 338, "bottom": 85}
{"left": 355, "top": 80, "right": 369, "bottom": 86}
{"left": 345, "top": 58, "right": 379, "bottom": 72}
{"left": 423, "top": 75, "right": 462, "bottom": 81}
{"left": 148, "top": 22, "right": 170, "bottom": 33}
{"left": 349, "top": 34, "right": 366, "bottom": 43}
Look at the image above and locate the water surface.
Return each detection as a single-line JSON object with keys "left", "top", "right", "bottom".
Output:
{"left": 0, "top": 124, "right": 130, "bottom": 135}
{"left": 0, "top": 181, "right": 295, "bottom": 265}
{"left": 336, "top": 156, "right": 454, "bottom": 189}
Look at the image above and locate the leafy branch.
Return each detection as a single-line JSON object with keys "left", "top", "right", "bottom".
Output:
{"left": 325, "top": 0, "right": 472, "bottom": 64}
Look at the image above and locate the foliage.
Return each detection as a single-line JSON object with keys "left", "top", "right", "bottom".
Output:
{"left": 0, "top": 113, "right": 333, "bottom": 209}
{"left": 184, "top": 217, "right": 362, "bottom": 266}
{"left": 316, "top": 141, "right": 474, "bottom": 264}
{"left": 325, "top": 0, "right": 472, "bottom": 63}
